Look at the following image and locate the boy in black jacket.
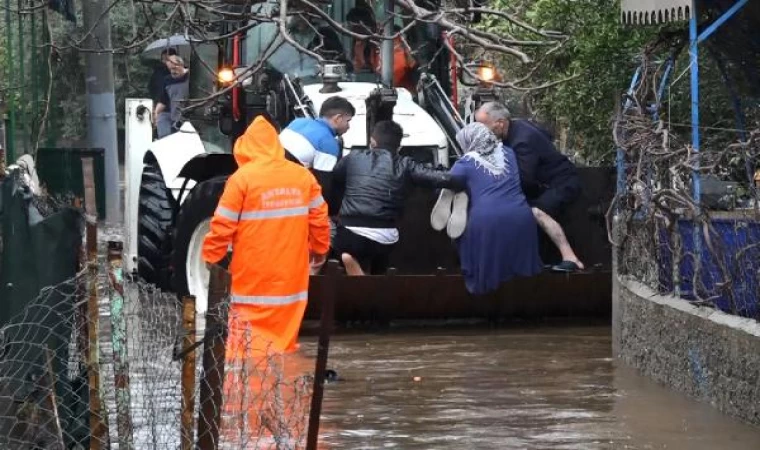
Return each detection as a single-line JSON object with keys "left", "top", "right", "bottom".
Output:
{"left": 331, "top": 120, "right": 464, "bottom": 275}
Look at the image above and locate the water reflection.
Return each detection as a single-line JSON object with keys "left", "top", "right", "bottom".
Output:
{"left": 298, "top": 326, "right": 760, "bottom": 449}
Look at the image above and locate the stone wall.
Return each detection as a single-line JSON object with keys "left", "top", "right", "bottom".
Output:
{"left": 613, "top": 275, "right": 760, "bottom": 425}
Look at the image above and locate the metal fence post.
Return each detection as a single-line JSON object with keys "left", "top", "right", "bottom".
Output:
{"left": 181, "top": 295, "right": 197, "bottom": 450}
{"left": 306, "top": 260, "right": 340, "bottom": 450}
{"left": 85, "top": 221, "right": 109, "bottom": 449}
{"left": 196, "top": 264, "right": 230, "bottom": 450}
{"left": 107, "top": 240, "right": 133, "bottom": 450}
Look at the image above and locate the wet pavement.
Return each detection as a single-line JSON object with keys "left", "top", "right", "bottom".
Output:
{"left": 299, "top": 326, "right": 760, "bottom": 449}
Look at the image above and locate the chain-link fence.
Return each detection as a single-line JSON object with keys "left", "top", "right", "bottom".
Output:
{"left": 0, "top": 234, "right": 316, "bottom": 449}
{"left": 613, "top": 48, "right": 760, "bottom": 320}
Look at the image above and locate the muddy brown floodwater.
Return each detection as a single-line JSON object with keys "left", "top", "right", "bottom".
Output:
{"left": 299, "top": 325, "right": 760, "bottom": 450}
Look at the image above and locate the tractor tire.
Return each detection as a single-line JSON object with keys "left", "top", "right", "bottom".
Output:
{"left": 137, "top": 159, "right": 176, "bottom": 290}
{"left": 172, "top": 176, "right": 229, "bottom": 309}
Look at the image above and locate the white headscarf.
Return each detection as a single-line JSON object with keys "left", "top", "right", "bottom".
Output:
{"left": 456, "top": 122, "right": 507, "bottom": 177}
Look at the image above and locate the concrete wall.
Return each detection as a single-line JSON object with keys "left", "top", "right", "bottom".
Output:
{"left": 613, "top": 275, "right": 760, "bottom": 426}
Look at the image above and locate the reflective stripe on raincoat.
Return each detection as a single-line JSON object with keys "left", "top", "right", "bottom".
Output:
{"left": 202, "top": 116, "right": 330, "bottom": 355}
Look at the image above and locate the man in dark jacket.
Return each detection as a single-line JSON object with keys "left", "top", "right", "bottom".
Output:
{"left": 148, "top": 48, "right": 175, "bottom": 138}
{"left": 331, "top": 120, "right": 464, "bottom": 275}
{"left": 475, "top": 101, "right": 584, "bottom": 272}
{"left": 148, "top": 48, "right": 174, "bottom": 104}
{"left": 154, "top": 55, "right": 189, "bottom": 138}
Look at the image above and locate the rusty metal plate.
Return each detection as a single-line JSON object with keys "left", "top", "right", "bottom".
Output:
{"left": 306, "top": 271, "right": 612, "bottom": 323}
{"left": 621, "top": 0, "right": 692, "bottom": 25}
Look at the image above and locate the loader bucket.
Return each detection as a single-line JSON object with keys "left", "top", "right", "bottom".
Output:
{"left": 305, "top": 166, "right": 615, "bottom": 323}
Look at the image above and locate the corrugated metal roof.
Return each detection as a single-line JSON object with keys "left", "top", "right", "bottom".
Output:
{"left": 621, "top": 0, "right": 692, "bottom": 25}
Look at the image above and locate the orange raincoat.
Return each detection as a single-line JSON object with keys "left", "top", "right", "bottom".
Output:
{"left": 202, "top": 116, "right": 330, "bottom": 356}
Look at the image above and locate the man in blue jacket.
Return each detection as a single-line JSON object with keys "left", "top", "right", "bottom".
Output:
{"left": 475, "top": 101, "right": 584, "bottom": 272}
{"left": 279, "top": 96, "right": 355, "bottom": 249}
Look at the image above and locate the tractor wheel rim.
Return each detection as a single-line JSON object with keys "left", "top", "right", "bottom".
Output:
{"left": 187, "top": 218, "right": 211, "bottom": 314}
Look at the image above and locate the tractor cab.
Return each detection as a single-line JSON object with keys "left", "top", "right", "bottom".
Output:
{"left": 209, "top": 0, "right": 474, "bottom": 168}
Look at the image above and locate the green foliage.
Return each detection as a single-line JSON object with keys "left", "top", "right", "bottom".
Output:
{"left": 483, "top": 0, "right": 662, "bottom": 164}
{"left": 3, "top": 0, "right": 751, "bottom": 170}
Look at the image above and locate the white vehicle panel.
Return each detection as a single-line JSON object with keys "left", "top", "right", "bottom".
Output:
{"left": 301, "top": 83, "right": 448, "bottom": 151}
{"left": 124, "top": 112, "right": 205, "bottom": 274}
{"left": 146, "top": 121, "right": 206, "bottom": 203}
{"left": 124, "top": 99, "right": 154, "bottom": 273}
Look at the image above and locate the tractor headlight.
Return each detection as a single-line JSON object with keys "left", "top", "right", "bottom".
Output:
{"left": 459, "top": 60, "right": 499, "bottom": 86}
{"left": 218, "top": 67, "right": 254, "bottom": 87}
{"left": 218, "top": 67, "right": 235, "bottom": 84}
{"left": 478, "top": 65, "right": 496, "bottom": 83}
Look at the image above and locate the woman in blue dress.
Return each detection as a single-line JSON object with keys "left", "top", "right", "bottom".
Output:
{"left": 447, "top": 122, "right": 543, "bottom": 295}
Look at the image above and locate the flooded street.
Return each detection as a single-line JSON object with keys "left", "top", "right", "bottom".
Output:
{"left": 299, "top": 326, "right": 760, "bottom": 449}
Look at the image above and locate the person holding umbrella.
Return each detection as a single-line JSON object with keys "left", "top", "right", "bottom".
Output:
{"left": 148, "top": 48, "right": 175, "bottom": 138}
{"left": 154, "top": 54, "right": 189, "bottom": 138}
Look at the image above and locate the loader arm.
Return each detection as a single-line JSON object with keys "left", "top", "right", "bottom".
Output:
{"left": 418, "top": 73, "right": 464, "bottom": 159}
{"left": 282, "top": 75, "right": 317, "bottom": 120}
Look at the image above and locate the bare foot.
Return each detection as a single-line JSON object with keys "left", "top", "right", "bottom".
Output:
{"left": 341, "top": 253, "right": 365, "bottom": 276}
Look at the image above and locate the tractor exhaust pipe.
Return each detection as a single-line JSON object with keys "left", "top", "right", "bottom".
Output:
{"left": 381, "top": 0, "right": 394, "bottom": 87}
{"left": 319, "top": 63, "right": 346, "bottom": 94}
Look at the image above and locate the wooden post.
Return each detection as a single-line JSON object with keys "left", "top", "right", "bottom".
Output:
{"left": 306, "top": 260, "right": 340, "bottom": 450}
{"left": 81, "top": 156, "right": 98, "bottom": 219}
{"left": 181, "top": 295, "right": 197, "bottom": 450}
{"left": 107, "top": 240, "right": 134, "bottom": 450}
{"left": 85, "top": 221, "right": 109, "bottom": 449}
{"left": 74, "top": 205, "right": 89, "bottom": 447}
{"left": 196, "top": 264, "right": 230, "bottom": 450}
{"left": 43, "top": 347, "right": 65, "bottom": 450}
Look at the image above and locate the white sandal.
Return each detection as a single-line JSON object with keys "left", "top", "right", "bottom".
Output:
{"left": 430, "top": 188, "right": 455, "bottom": 231}
{"left": 446, "top": 192, "right": 469, "bottom": 239}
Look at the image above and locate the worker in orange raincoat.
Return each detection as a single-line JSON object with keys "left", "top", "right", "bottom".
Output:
{"left": 201, "top": 115, "right": 331, "bottom": 357}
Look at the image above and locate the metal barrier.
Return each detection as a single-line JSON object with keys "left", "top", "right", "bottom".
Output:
{"left": 36, "top": 147, "right": 106, "bottom": 220}
{"left": 0, "top": 168, "right": 84, "bottom": 326}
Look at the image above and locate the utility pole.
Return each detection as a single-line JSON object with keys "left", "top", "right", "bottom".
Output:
{"left": 5, "top": 0, "right": 16, "bottom": 163}
{"left": 82, "top": 0, "right": 120, "bottom": 223}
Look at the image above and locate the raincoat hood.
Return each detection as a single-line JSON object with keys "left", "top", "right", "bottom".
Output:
{"left": 233, "top": 116, "right": 285, "bottom": 166}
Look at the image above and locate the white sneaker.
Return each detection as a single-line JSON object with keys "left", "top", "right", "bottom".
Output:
{"left": 446, "top": 192, "right": 468, "bottom": 238}
{"left": 430, "top": 188, "right": 455, "bottom": 231}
